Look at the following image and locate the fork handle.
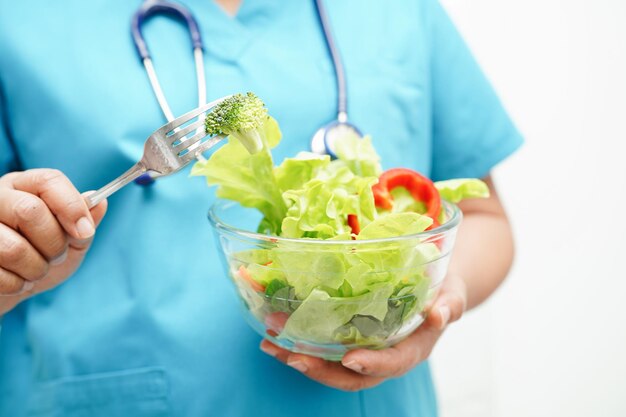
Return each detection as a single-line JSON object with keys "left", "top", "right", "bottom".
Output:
{"left": 85, "top": 162, "right": 147, "bottom": 208}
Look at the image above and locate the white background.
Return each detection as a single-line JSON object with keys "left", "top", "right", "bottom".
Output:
{"left": 430, "top": 1, "right": 626, "bottom": 416}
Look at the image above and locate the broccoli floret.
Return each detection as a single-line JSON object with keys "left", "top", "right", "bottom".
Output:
{"left": 205, "top": 92, "right": 268, "bottom": 154}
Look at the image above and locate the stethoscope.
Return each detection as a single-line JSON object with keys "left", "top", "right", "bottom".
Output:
{"left": 308, "top": 0, "right": 362, "bottom": 157}
{"left": 131, "top": 0, "right": 360, "bottom": 185}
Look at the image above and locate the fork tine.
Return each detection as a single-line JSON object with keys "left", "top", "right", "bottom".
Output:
{"left": 172, "top": 129, "right": 207, "bottom": 152}
{"left": 166, "top": 118, "right": 205, "bottom": 145}
{"left": 156, "top": 95, "right": 232, "bottom": 137}
{"left": 179, "top": 134, "right": 226, "bottom": 164}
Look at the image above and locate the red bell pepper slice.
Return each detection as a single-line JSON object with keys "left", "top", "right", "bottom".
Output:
{"left": 372, "top": 168, "right": 441, "bottom": 230}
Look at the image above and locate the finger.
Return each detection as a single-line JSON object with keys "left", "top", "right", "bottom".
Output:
{"left": 0, "top": 188, "right": 68, "bottom": 261}
{"left": 0, "top": 223, "right": 49, "bottom": 281}
{"left": 286, "top": 351, "right": 385, "bottom": 391}
{"left": 260, "top": 339, "right": 292, "bottom": 362}
{"left": 6, "top": 169, "right": 95, "bottom": 240}
{"left": 82, "top": 192, "right": 108, "bottom": 228}
{"left": 260, "top": 340, "right": 384, "bottom": 391}
{"left": 427, "top": 274, "right": 467, "bottom": 330}
{"left": 0, "top": 267, "right": 30, "bottom": 295}
{"left": 341, "top": 322, "right": 443, "bottom": 378}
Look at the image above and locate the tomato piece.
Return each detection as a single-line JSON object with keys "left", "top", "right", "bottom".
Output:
{"left": 347, "top": 214, "right": 360, "bottom": 236}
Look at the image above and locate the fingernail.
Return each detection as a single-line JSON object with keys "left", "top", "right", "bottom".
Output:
{"left": 343, "top": 360, "right": 364, "bottom": 374}
{"left": 75, "top": 217, "right": 95, "bottom": 239}
{"left": 260, "top": 343, "right": 279, "bottom": 358}
{"left": 50, "top": 249, "right": 68, "bottom": 266}
{"left": 287, "top": 360, "right": 308, "bottom": 373}
{"left": 21, "top": 281, "right": 35, "bottom": 292}
{"left": 439, "top": 305, "right": 451, "bottom": 329}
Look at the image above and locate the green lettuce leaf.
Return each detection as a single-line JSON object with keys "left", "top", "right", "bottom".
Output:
{"left": 332, "top": 132, "right": 382, "bottom": 178}
{"left": 351, "top": 214, "right": 440, "bottom": 288}
{"left": 389, "top": 187, "right": 427, "bottom": 214}
{"left": 191, "top": 117, "right": 286, "bottom": 234}
{"left": 244, "top": 263, "right": 285, "bottom": 288}
{"left": 269, "top": 246, "right": 347, "bottom": 299}
{"left": 333, "top": 324, "right": 386, "bottom": 347}
{"left": 280, "top": 166, "right": 378, "bottom": 239}
{"left": 343, "top": 263, "right": 376, "bottom": 296}
{"left": 281, "top": 283, "right": 394, "bottom": 344}
{"left": 434, "top": 178, "right": 490, "bottom": 203}
{"left": 357, "top": 212, "right": 433, "bottom": 240}
{"left": 274, "top": 152, "right": 330, "bottom": 192}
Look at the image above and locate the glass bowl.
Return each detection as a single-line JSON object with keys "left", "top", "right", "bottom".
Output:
{"left": 208, "top": 200, "right": 462, "bottom": 361}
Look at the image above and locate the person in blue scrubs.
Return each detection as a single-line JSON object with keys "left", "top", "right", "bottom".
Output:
{"left": 0, "top": 0, "right": 522, "bottom": 416}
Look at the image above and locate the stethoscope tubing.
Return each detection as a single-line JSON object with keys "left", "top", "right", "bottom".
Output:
{"left": 131, "top": 0, "right": 208, "bottom": 184}
{"left": 131, "top": 0, "right": 203, "bottom": 61}
{"left": 131, "top": 0, "right": 206, "bottom": 122}
{"left": 313, "top": 0, "right": 348, "bottom": 123}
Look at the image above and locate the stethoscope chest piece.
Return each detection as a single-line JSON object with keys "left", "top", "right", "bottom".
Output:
{"left": 311, "top": 120, "right": 362, "bottom": 158}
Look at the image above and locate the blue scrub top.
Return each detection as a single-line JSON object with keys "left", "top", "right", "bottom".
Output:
{"left": 0, "top": 1, "right": 522, "bottom": 416}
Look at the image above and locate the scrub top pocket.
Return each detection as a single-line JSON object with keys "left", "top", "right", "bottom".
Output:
{"left": 27, "top": 367, "right": 171, "bottom": 417}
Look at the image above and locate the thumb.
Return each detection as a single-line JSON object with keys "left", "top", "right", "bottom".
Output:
{"left": 84, "top": 193, "right": 108, "bottom": 228}
{"left": 68, "top": 195, "right": 108, "bottom": 250}
{"left": 67, "top": 196, "right": 107, "bottom": 251}
{"left": 428, "top": 274, "right": 467, "bottom": 330}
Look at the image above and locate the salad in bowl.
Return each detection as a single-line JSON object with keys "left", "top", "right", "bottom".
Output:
{"left": 192, "top": 93, "right": 488, "bottom": 360}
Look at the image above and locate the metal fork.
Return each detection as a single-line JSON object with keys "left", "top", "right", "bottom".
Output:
{"left": 84, "top": 95, "right": 231, "bottom": 208}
